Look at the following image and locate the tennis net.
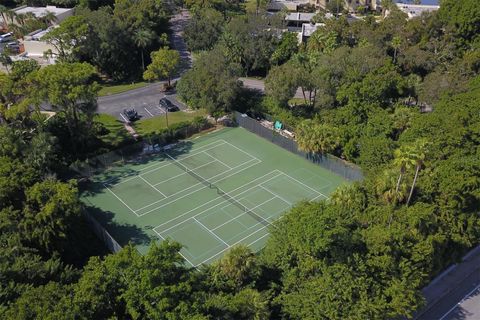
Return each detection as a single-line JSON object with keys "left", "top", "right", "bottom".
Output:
{"left": 217, "top": 187, "right": 272, "bottom": 228}
{"left": 166, "top": 154, "right": 212, "bottom": 188}
{"left": 166, "top": 153, "right": 272, "bottom": 228}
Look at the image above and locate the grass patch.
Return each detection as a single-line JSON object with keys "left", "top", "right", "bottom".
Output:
{"left": 134, "top": 109, "right": 206, "bottom": 135}
{"left": 94, "top": 114, "right": 132, "bottom": 147}
{"left": 98, "top": 82, "right": 149, "bottom": 97}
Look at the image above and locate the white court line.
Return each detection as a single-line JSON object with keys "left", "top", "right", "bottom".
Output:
{"left": 198, "top": 220, "right": 270, "bottom": 266}
{"left": 311, "top": 193, "right": 328, "bottom": 201}
{"left": 153, "top": 170, "right": 283, "bottom": 232}
{"left": 136, "top": 159, "right": 262, "bottom": 215}
{"left": 439, "top": 283, "right": 480, "bottom": 320}
{"left": 104, "top": 183, "right": 138, "bottom": 216}
{"left": 211, "top": 196, "right": 277, "bottom": 232}
{"left": 202, "top": 151, "right": 232, "bottom": 169}
{"left": 153, "top": 229, "right": 196, "bottom": 269}
{"left": 260, "top": 185, "right": 292, "bottom": 205}
{"left": 247, "top": 232, "right": 270, "bottom": 247}
{"left": 111, "top": 141, "right": 228, "bottom": 186}
{"left": 221, "top": 140, "right": 260, "bottom": 162}
{"left": 152, "top": 159, "right": 218, "bottom": 187}
{"left": 135, "top": 158, "right": 260, "bottom": 213}
{"left": 144, "top": 107, "right": 154, "bottom": 117}
{"left": 139, "top": 176, "right": 167, "bottom": 198}
{"left": 193, "top": 217, "right": 229, "bottom": 247}
{"left": 280, "top": 170, "right": 329, "bottom": 200}
{"left": 154, "top": 171, "right": 283, "bottom": 234}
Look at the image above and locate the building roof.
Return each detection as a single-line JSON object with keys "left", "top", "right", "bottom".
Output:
{"left": 285, "top": 12, "right": 316, "bottom": 22}
{"left": 302, "top": 23, "right": 324, "bottom": 37}
{"left": 13, "top": 5, "right": 72, "bottom": 18}
{"left": 395, "top": 3, "right": 440, "bottom": 18}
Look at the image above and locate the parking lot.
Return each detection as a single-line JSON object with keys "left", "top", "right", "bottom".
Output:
{"left": 97, "top": 84, "right": 187, "bottom": 122}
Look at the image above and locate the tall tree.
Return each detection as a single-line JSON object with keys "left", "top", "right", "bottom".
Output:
{"left": 30, "top": 62, "right": 99, "bottom": 154}
{"left": 406, "top": 139, "right": 429, "bottom": 206}
{"left": 143, "top": 48, "right": 180, "bottom": 86}
{"left": 133, "top": 28, "right": 155, "bottom": 71}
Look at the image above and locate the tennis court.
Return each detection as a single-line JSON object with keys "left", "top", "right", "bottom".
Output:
{"left": 82, "top": 127, "right": 346, "bottom": 267}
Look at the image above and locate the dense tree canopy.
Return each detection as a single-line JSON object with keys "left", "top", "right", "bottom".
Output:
{"left": 1, "top": 1, "right": 479, "bottom": 319}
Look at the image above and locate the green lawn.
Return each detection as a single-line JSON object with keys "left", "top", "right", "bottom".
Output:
{"left": 134, "top": 109, "right": 206, "bottom": 135}
{"left": 94, "top": 114, "right": 132, "bottom": 147}
{"left": 98, "top": 82, "right": 149, "bottom": 97}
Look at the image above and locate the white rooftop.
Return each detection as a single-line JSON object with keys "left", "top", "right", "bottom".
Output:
{"left": 285, "top": 12, "right": 316, "bottom": 22}
{"left": 13, "top": 5, "right": 72, "bottom": 18}
{"left": 395, "top": 3, "right": 440, "bottom": 18}
{"left": 302, "top": 23, "right": 324, "bottom": 37}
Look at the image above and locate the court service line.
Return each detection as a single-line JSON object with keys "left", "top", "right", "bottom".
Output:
{"left": 198, "top": 220, "right": 270, "bottom": 266}
{"left": 198, "top": 206, "right": 288, "bottom": 266}
{"left": 136, "top": 158, "right": 261, "bottom": 212}
{"left": 103, "top": 184, "right": 138, "bottom": 216}
{"left": 260, "top": 185, "right": 292, "bottom": 206}
{"left": 110, "top": 140, "right": 227, "bottom": 186}
{"left": 153, "top": 170, "right": 283, "bottom": 232}
{"left": 139, "top": 176, "right": 167, "bottom": 198}
{"left": 135, "top": 158, "right": 260, "bottom": 213}
{"left": 211, "top": 196, "right": 278, "bottom": 232}
{"left": 193, "top": 217, "right": 230, "bottom": 247}
{"left": 152, "top": 159, "right": 218, "bottom": 187}
{"left": 202, "top": 151, "right": 232, "bottom": 169}
{"left": 154, "top": 229, "right": 196, "bottom": 269}
{"left": 310, "top": 193, "right": 329, "bottom": 201}
{"left": 154, "top": 173, "right": 283, "bottom": 235}
{"left": 136, "top": 158, "right": 262, "bottom": 215}
{"left": 279, "top": 170, "right": 329, "bottom": 199}
{"left": 221, "top": 140, "right": 260, "bottom": 162}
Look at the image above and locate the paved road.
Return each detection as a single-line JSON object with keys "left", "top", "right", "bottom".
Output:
{"left": 96, "top": 10, "right": 307, "bottom": 120}
{"left": 416, "top": 246, "right": 480, "bottom": 320}
{"left": 420, "top": 273, "right": 480, "bottom": 320}
{"left": 97, "top": 10, "right": 191, "bottom": 121}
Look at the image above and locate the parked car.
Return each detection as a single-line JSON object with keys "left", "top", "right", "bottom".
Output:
{"left": 5, "top": 42, "right": 20, "bottom": 53}
{"left": 159, "top": 98, "right": 179, "bottom": 112}
{"left": 123, "top": 108, "right": 139, "bottom": 122}
{"left": 0, "top": 33, "right": 13, "bottom": 43}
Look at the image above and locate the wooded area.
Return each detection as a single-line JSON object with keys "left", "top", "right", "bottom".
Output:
{"left": 0, "top": 0, "right": 479, "bottom": 319}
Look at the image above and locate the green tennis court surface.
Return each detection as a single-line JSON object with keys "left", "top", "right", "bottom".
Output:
{"left": 82, "top": 127, "right": 346, "bottom": 267}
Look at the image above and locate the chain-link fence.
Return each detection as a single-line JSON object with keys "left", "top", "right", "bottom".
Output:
{"left": 73, "top": 118, "right": 211, "bottom": 252}
{"left": 82, "top": 208, "right": 122, "bottom": 253}
{"left": 70, "top": 118, "right": 212, "bottom": 178}
{"left": 234, "top": 112, "right": 363, "bottom": 181}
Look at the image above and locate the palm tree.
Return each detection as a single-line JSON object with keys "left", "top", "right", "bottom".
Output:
{"left": 393, "top": 145, "right": 416, "bottom": 193}
{"left": 296, "top": 120, "right": 340, "bottom": 155}
{"left": 391, "top": 36, "right": 402, "bottom": 64}
{"left": 133, "top": 29, "right": 155, "bottom": 71}
{"left": 406, "top": 139, "right": 429, "bottom": 206}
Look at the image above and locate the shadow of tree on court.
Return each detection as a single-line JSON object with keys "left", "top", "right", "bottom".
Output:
{"left": 84, "top": 206, "right": 152, "bottom": 247}
{"left": 83, "top": 141, "right": 196, "bottom": 186}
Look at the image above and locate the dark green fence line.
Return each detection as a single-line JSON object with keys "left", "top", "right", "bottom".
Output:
{"left": 71, "top": 119, "right": 212, "bottom": 178}
{"left": 234, "top": 112, "right": 363, "bottom": 181}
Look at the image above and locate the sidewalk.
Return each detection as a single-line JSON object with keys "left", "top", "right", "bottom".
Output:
{"left": 414, "top": 245, "right": 480, "bottom": 319}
